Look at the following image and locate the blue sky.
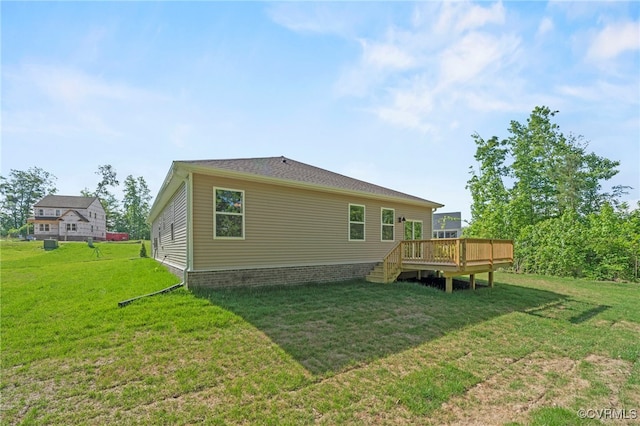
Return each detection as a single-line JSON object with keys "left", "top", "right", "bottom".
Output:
{"left": 2, "top": 1, "right": 639, "bottom": 223}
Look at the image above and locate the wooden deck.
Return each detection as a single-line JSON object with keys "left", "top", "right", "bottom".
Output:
{"left": 366, "top": 238, "right": 514, "bottom": 293}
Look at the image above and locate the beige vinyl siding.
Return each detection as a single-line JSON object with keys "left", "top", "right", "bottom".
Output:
{"left": 152, "top": 181, "right": 187, "bottom": 269}
{"left": 191, "top": 173, "right": 433, "bottom": 270}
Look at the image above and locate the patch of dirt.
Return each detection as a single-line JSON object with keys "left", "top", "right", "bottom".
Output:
{"left": 584, "top": 354, "right": 634, "bottom": 408}
{"left": 429, "top": 352, "right": 633, "bottom": 425}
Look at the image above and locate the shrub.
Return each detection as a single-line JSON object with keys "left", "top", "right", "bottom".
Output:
{"left": 140, "top": 241, "right": 148, "bottom": 258}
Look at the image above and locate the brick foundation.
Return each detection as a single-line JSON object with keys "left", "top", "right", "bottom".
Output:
{"left": 162, "top": 262, "right": 186, "bottom": 281}
{"left": 186, "top": 263, "right": 377, "bottom": 289}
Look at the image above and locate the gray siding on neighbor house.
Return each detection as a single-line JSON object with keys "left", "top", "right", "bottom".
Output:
{"left": 190, "top": 173, "right": 434, "bottom": 271}
{"left": 152, "top": 181, "right": 187, "bottom": 271}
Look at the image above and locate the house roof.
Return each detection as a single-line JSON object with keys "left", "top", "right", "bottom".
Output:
{"left": 27, "top": 216, "right": 61, "bottom": 223}
{"left": 60, "top": 209, "right": 90, "bottom": 222}
{"left": 150, "top": 156, "right": 444, "bottom": 222}
{"left": 182, "top": 156, "right": 443, "bottom": 205}
{"left": 34, "top": 195, "right": 100, "bottom": 209}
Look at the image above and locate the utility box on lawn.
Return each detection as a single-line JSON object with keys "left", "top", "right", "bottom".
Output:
{"left": 43, "top": 239, "right": 58, "bottom": 251}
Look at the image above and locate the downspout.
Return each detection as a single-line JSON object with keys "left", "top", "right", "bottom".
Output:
{"left": 185, "top": 172, "right": 194, "bottom": 289}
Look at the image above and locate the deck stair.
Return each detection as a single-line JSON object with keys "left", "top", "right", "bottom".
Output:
{"left": 366, "top": 263, "right": 401, "bottom": 283}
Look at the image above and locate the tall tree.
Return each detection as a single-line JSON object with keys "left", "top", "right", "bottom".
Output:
{"left": 0, "top": 167, "right": 57, "bottom": 235}
{"left": 466, "top": 135, "right": 510, "bottom": 239}
{"left": 122, "top": 175, "right": 151, "bottom": 240}
{"left": 466, "top": 106, "right": 631, "bottom": 277}
{"left": 81, "top": 165, "right": 122, "bottom": 230}
{"left": 467, "top": 106, "right": 625, "bottom": 239}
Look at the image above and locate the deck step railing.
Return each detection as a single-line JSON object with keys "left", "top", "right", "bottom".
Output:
{"left": 382, "top": 242, "right": 403, "bottom": 283}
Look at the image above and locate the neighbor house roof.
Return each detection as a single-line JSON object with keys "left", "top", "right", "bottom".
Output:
{"left": 60, "top": 210, "right": 89, "bottom": 222}
{"left": 150, "top": 156, "right": 444, "bottom": 222}
{"left": 34, "top": 195, "right": 99, "bottom": 209}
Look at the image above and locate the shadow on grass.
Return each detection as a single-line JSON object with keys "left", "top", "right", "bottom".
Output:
{"left": 526, "top": 299, "right": 611, "bottom": 324}
{"left": 192, "top": 279, "right": 566, "bottom": 375}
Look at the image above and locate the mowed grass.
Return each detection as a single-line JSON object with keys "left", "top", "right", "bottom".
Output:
{"left": 1, "top": 240, "right": 639, "bottom": 425}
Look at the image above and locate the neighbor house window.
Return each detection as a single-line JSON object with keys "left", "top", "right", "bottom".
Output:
{"left": 214, "top": 188, "right": 244, "bottom": 239}
{"left": 170, "top": 223, "right": 174, "bottom": 241}
{"left": 349, "top": 204, "right": 365, "bottom": 241}
{"left": 433, "top": 230, "right": 458, "bottom": 239}
{"left": 56, "top": 209, "right": 61, "bottom": 216}
{"left": 38, "top": 209, "right": 44, "bottom": 216}
{"left": 66, "top": 223, "right": 77, "bottom": 231}
{"left": 39, "top": 224, "right": 50, "bottom": 232}
{"left": 381, "top": 208, "right": 395, "bottom": 241}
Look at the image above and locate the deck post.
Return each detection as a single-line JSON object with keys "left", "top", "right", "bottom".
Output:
{"left": 445, "top": 276, "right": 453, "bottom": 293}
{"left": 469, "top": 274, "right": 475, "bottom": 290}
{"left": 488, "top": 271, "right": 494, "bottom": 288}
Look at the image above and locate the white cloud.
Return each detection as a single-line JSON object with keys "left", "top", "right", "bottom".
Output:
{"left": 267, "top": 3, "right": 366, "bottom": 37}
{"left": 2, "top": 63, "right": 172, "bottom": 146}
{"left": 587, "top": 21, "right": 640, "bottom": 61}
{"left": 360, "top": 39, "right": 416, "bottom": 70}
{"left": 432, "top": 1, "right": 505, "bottom": 35}
{"left": 372, "top": 78, "right": 436, "bottom": 133}
{"left": 558, "top": 80, "right": 640, "bottom": 105}
{"left": 438, "top": 32, "right": 520, "bottom": 86}
{"left": 537, "top": 17, "right": 554, "bottom": 37}
{"left": 12, "top": 64, "right": 166, "bottom": 106}
{"left": 455, "top": 1, "right": 506, "bottom": 33}
{"left": 331, "top": 1, "right": 524, "bottom": 133}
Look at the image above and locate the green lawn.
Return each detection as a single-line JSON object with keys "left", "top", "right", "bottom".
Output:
{"left": 1, "top": 240, "right": 639, "bottom": 425}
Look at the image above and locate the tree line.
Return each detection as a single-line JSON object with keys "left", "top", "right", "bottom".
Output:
{"left": 466, "top": 106, "right": 639, "bottom": 282}
{"left": 0, "top": 165, "right": 152, "bottom": 240}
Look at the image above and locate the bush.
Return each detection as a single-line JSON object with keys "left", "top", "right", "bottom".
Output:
{"left": 139, "top": 242, "right": 148, "bottom": 258}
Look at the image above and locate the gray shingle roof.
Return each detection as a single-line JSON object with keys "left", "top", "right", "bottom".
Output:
{"left": 35, "top": 195, "right": 99, "bottom": 209}
{"left": 180, "top": 156, "right": 442, "bottom": 206}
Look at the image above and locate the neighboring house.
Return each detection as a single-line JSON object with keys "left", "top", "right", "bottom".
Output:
{"left": 148, "top": 156, "right": 444, "bottom": 288}
{"left": 28, "top": 195, "right": 107, "bottom": 241}
{"left": 432, "top": 212, "right": 463, "bottom": 238}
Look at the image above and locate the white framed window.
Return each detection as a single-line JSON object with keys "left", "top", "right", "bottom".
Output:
{"left": 56, "top": 209, "right": 61, "bottom": 216}
{"left": 214, "top": 188, "right": 244, "bottom": 239}
{"left": 349, "top": 204, "right": 365, "bottom": 241}
{"left": 66, "top": 223, "right": 77, "bottom": 231}
{"left": 381, "top": 208, "right": 395, "bottom": 241}
{"left": 38, "top": 209, "right": 44, "bottom": 216}
{"left": 39, "top": 224, "right": 50, "bottom": 232}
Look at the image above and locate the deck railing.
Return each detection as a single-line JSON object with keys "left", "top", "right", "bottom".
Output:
{"left": 388, "top": 238, "right": 513, "bottom": 271}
